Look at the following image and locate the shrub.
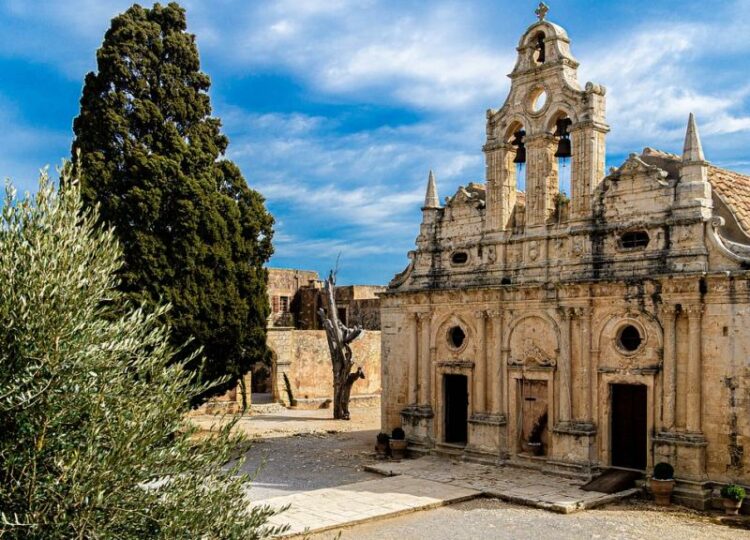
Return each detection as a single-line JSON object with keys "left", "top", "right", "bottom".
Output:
{"left": 391, "top": 427, "right": 406, "bottom": 440}
{"left": 721, "top": 484, "right": 747, "bottom": 502}
{"left": 653, "top": 462, "right": 674, "bottom": 480}
{"left": 0, "top": 170, "right": 284, "bottom": 539}
{"left": 377, "top": 432, "right": 390, "bottom": 444}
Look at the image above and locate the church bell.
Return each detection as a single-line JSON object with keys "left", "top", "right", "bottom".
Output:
{"left": 512, "top": 129, "right": 526, "bottom": 164}
{"left": 554, "top": 118, "right": 572, "bottom": 159}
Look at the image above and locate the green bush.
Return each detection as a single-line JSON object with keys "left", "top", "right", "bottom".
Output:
{"left": 652, "top": 462, "right": 674, "bottom": 480}
{"left": 721, "top": 484, "right": 747, "bottom": 502}
{"left": 0, "top": 170, "right": 285, "bottom": 539}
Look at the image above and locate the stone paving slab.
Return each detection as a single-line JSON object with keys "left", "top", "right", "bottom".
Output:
{"left": 252, "top": 474, "right": 480, "bottom": 538}
{"left": 365, "top": 456, "right": 640, "bottom": 514}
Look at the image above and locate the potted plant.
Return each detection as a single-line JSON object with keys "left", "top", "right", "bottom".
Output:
{"left": 721, "top": 484, "right": 746, "bottom": 515}
{"left": 527, "top": 412, "right": 548, "bottom": 456}
{"left": 390, "top": 427, "right": 407, "bottom": 460}
{"left": 375, "top": 432, "right": 390, "bottom": 459}
{"left": 650, "top": 462, "right": 675, "bottom": 505}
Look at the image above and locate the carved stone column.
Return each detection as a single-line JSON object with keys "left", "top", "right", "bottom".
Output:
{"left": 686, "top": 304, "right": 704, "bottom": 433}
{"left": 489, "top": 310, "right": 504, "bottom": 414}
{"left": 408, "top": 312, "right": 418, "bottom": 405}
{"left": 558, "top": 307, "right": 572, "bottom": 423}
{"left": 578, "top": 307, "right": 592, "bottom": 422}
{"left": 661, "top": 304, "right": 677, "bottom": 430}
{"left": 418, "top": 312, "right": 431, "bottom": 406}
{"left": 473, "top": 309, "right": 487, "bottom": 413}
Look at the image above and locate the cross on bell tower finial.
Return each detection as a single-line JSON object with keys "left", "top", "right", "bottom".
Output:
{"left": 535, "top": 2, "right": 549, "bottom": 21}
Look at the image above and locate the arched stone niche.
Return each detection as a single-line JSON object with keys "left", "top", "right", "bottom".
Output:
{"left": 597, "top": 311, "right": 662, "bottom": 370}
{"left": 507, "top": 314, "right": 559, "bottom": 367}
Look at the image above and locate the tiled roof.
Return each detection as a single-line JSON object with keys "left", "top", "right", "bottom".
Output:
{"left": 709, "top": 166, "right": 750, "bottom": 235}
{"left": 640, "top": 148, "right": 750, "bottom": 236}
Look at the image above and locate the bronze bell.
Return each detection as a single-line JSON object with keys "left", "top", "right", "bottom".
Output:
{"left": 512, "top": 129, "right": 526, "bottom": 164}
{"left": 554, "top": 118, "right": 572, "bottom": 159}
{"left": 554, "top": 137, "right": 571, "bottom": 158}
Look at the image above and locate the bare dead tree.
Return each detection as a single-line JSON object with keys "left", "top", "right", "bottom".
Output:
{"left": 318, "top": 271, "right": 364, "bottom": 419}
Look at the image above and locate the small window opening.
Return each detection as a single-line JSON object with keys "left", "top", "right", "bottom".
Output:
{"left": 621, "top": 231, "right": 650, "bottom": 249}
{"left": 448, "top": 326, "right": 466, "bottom": 349}
{"left": 533, "top": 32, "right": 546, "bottom": 64}
{"left": 618, "top": 325, "right": 642, "bottom": 352}
{"left": 723, "top": 326, "right": 729, "bottom": 337}
{"left": 451, "top": 251, "right": 469, "bottom": 265}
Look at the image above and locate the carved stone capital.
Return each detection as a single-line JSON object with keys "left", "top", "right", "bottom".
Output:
{"left": 684, "top": 304, "right": 705, "bottom": 318}
{"left": 487, "top": 309, "right": 503, "bottom": 319}
{"left": 473, "top": 309, "right": 487, "bottom": 320}
{"left": 660, "top": 303, "right": 679, "bottom": 318}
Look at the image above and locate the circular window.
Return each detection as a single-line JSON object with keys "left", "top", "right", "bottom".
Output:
{"left": 618, "top": 325, "right": 642, "bottom": 352}
{"left": 448, "top": 326, "right": 466, "bottom": 349}
{"left": 530, "top": 88, "right": 548, "bottom": 113}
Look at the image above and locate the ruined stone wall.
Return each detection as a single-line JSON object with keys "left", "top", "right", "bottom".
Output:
{"left": 268, "top": 329, "right": 381, "bottom": 406}
{"left": 267, "top": 268, "right": 320, "bottom": 327}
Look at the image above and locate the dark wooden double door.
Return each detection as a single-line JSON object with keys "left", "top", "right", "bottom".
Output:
{"left": 611, "top": 384, "right": 647, "bottom": 470}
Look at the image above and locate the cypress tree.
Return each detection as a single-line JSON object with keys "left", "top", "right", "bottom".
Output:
{"left": 71, "top": 2, "right": 274, "bottom": 402}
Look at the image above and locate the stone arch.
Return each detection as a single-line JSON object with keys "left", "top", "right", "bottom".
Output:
{"left": 545, "top": 106, "right": 579, "bottom": 133}
{"left": 596, "top": 309, "right": 663, "bottom": 369}
{"left": 504, "top": 311, "right": 561, "bottom": 351}
{"left": 430, "top": 311, "right": 477, "bottom": 351}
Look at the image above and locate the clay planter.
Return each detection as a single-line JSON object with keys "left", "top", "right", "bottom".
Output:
{"left": 650, "top": 479, "right": 674, "bottom": 506}
{"left": 723, "top": 498, "right": 743, "bottom": 515}
{"left": 390, "top": 439, "right": 408, "bottom": 460}
{"left": 375, "top": 442, "right": 389, "bottom": 459}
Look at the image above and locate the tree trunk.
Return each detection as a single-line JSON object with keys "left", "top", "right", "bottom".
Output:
{"left": 318, "top": 273, "right": 364, "bottom": 420}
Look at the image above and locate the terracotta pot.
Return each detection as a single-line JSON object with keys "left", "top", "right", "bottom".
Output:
{"left": 390, "top": 439, "right": 408, "bottom": 460}
{"left": 723, "top": 498, "right": 743, "bottom": 515}
{"left": 650, "top": 478, "right": 674, "bottom": 506}
{"left": 375, "top": 442, "right": 389, "bottom": 459}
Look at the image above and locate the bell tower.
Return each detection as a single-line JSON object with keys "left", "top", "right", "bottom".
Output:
{"left": 483, "top": 4, "right": 609, "bottom": 232}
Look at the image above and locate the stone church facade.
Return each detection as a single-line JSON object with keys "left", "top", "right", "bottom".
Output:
{"left": 380, "top": 14, "right": 750, "bottom": 508}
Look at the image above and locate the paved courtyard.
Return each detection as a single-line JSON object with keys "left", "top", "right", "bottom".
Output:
{"left": 210, "top": 407, "right": 749, "bottom": 539}
{"left": 366, "top": 455, "right": 637, "bottom": 513}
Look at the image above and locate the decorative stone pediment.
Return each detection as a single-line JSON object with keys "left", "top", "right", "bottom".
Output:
{"left": 445, "top": 183, "right": 486, "bottom": 209}
{"left": 607, "top": 153, "right": 669, "bottom": 183}
{"left": 508, "top": 338, "right": 557, "bottom": 367}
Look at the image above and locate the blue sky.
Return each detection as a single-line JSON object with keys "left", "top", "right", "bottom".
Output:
{"left": 2, "top": 1, "right": 750, "bottom": 284}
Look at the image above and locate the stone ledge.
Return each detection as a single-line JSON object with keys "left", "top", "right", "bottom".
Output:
{"left": 468, "top": 412, "right": 508, "bottom": 425}
{"left": 552, "top": 421, "right": 597, "bottom": 436}
{"left": 653, "top": 430, "right": 708, "bottom": 447}
{"left": 400, "top": 405, "right": 435, "bottom": 419}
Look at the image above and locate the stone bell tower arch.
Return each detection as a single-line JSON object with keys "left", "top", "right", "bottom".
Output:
{"left": 483, "top": 7, "right": 609, "bottom": 232}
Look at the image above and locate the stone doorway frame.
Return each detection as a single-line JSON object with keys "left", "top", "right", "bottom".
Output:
{"left": 434, "top": 360, "right": 474, "bottom": 446}
{"left": 508, "top": 367, "right": 555, "bottom": 457}
{"left": 598, "top": 371, "right": 656, "bottom": 471}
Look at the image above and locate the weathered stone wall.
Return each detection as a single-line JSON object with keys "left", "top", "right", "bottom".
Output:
{"left": 267, "top": 268, "right": 320, "bottom": 327}
{"left": 269, "top": 329, "right": 381, "bottom": 406}
{"left": 381, "top": 15, "right": 750, "bottom": 511}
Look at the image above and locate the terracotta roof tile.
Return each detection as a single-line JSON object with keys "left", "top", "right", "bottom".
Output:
{"left": 709, "top": 165, "right": 750, "bottom": 235}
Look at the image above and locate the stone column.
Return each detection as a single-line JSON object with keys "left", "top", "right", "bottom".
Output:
{"left": 408, "top": 312, "right": 418, "bottom": 405}
{"left": 525, "top": 135, "right": 557, "bottom": 226}
{"left": 419, "top": 312, "right": 431, "bottom": 406}
{"left": 686, "top": 304, "right": 704, "bottom": 433}
{"left": 558, "top": 307, "right": 572, "bottom": 423}
{"left": 579, "top": 307, "right": 592, "bottom": 422}
{"left": 474, "top": 309, "right": 487, "bottom": 413}
{"left": 661, "top": 304, "right": 677, "bottom": 430}
{"left": 490, "top": 310, "right": 504, "bottom": 414}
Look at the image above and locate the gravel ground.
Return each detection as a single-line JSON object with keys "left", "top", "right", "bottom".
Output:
{"left": 192, "top": 406, "right": 381, "bottom": 500}
{"left": 309, "top": 498, "right": 750, "bottom": 540}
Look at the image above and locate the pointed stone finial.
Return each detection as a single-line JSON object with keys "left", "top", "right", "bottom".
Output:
{"left": 535, "top": 2, "right": 549, "bottom": 21}
{"left": 682, "top": 113, "right": 705, "bottom": 162}
{"left": 423, "top": 170, "right": 440, "bottom": 209}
